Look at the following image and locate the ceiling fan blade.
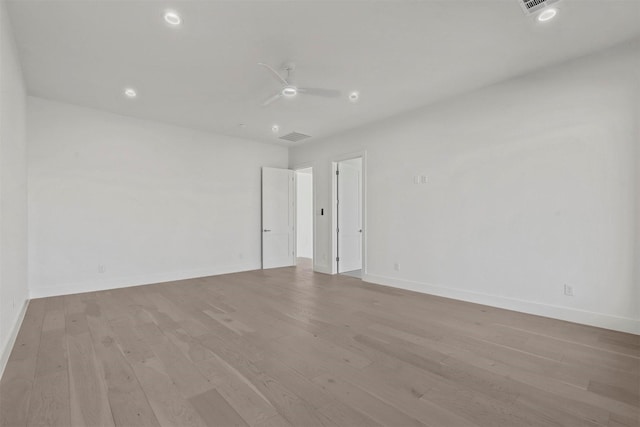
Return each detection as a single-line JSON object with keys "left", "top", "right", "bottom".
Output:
{"left": 262, "top": 92, "right": 282, "bottom": 107}
{"left": 298, "top": 87, "right": 342, "bottom": 98}
{"left": 258, "top": 63, "right": 288, "bottom": 86}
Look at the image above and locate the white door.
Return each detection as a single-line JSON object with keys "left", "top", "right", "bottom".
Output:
{"left": 337, "top": 160, "right": 362, "bottom": 273}
{"left": 262, "top": 167, "right": 296, "bottom": 269}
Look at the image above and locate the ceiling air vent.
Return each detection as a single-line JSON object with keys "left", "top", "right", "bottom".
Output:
{"left": 279, "top": 132, "right": 312, "bottom": 143}
{"left": 519, "top": 0, "right": 559, "bottom": 15}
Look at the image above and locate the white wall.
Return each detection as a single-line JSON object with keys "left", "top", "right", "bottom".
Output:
{"left": 296, "top": 169, "right": 313, "bottom": 259}
{"left": 290, "top": 39, "right": 640, "bottom": 334}
{"left": 0, "top": 0, "right": 29, "bottom": 374}
{"left": 28, "top": 97, "right": 288, "bottom": 298}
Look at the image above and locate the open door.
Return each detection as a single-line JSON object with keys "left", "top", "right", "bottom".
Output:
{"left": 262, "top": 167, "right": 296, "bottom": 269}
{"left": 337, "top": 159, "right": 362, "bottom": 273}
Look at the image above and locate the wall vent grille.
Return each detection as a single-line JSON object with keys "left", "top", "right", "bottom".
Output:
{"left": 519, "top": 0, "right": 559, "bottom": 15}
{"left": 279, "top": 132, "right": 312, "bottom": 142}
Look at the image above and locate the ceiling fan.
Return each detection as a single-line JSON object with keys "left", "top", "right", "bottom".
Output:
{"left": 258, "top": 62, "right": 341, "bottom": 107}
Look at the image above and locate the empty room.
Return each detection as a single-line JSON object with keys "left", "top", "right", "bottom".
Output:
{"left": 0, "top": 0, "right": 638, "bottom": 426}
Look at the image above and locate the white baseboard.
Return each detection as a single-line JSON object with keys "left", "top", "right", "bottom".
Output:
{"left": 30, "top": 262, "right": 260, "bottom": 299}
{"left": 0, "top": 298, "right": 29, "bottom": 380}
{"left": 25, "top": 266, "right": 638, "bottom": 334}
{"left": 362, "top": 273, "right": 639, "bottom": 335}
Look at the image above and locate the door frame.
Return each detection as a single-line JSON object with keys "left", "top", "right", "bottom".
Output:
{"left": 331, "top": 151, "right": 367, "bottom": 276}
{"left": 292, "top": 164, "right": 315, "bottom": 266}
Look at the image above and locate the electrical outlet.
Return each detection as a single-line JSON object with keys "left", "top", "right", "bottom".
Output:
{"left": 394, "top": 262, "right": 400, "bottom": 271}
{"left": 98, "top": 265, "right": 106, "bottom": 274}
{"left": 563, "top": 284, "right": 573, "bottom": 296}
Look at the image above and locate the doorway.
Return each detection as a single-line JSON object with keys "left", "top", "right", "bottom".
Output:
{"left": 295, "top": 168, "right": 313, "bottom": 266}
{"left": 336, "top": 157, "right": 362, "bottom": 277}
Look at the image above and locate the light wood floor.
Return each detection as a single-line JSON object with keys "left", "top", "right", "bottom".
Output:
{"left": 1, "top": 260, "right": 638, "bottom": 427}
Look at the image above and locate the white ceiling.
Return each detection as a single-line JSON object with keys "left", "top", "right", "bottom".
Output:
{"left": 7, "top": 0, "right": 640, "bottom": 146}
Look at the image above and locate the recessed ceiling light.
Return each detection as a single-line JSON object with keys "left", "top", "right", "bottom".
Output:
{"left": 164, "top": 10, "right": 182, "bottom": 26}
{"left": 272, "top": 125, "right": 279, "bottom": 133}
{"left": 349, "top": 91, "right": 359, "bottom": 102}
{"left": 282, "top": 87, "right": 297, "bottom": 97}
{"left": 124, "top": 88, "right": 137, "bottom": 98}
{"left": 537, "top": 8, "right": 557, "bottom": 22}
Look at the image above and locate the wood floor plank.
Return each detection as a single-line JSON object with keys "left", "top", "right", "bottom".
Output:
{"left": 26, "top": 297, "right": 70, "bottom": 427}
{"left": 0, "top": 299, "right": 45, "bottom": 427}
{"left": 203, "top": 309, "right": 255, "bottom": 335}
{"left": 67, "top": 331, "right": 115, "bottom": 427}
{"left": 346, "top": 360, "right": 480, "bottom": 427}
{"left": 25, "top": 369, "right": 70, "bottom": 427}
{"left": 312, "top": 373, "right": 425, "bottom": 427}
{"left": 195, "top": 355, "right": 277, "bottom": 425}
{"left": 65, "top": 294, "right": 115, "bottom": 427}
{"left": 85, "top": 312, "right": 160, "bottom": 426}
{"left": 255, "top": 353, "right": 390, "bottom": 427}
{"left": 109, "top": 316, "right": 155, "bottom": 364}
{"left": 198, "top": 336, "right": 341, "bottom": 426}
{"left": 1, "top": 259, "right": 637, "bottom": 426}
{"left": 163, "top": 327, "right": 216, "bottom": 364}
{"left": 188, "top": 388, "right": 249, "bottom": 427}
{"left": 588, "top": 380, "right": 639, "bottom": 407}
{"left": 247, "top": 378, "right": 338, "bottom": 427}
{"left": 134, "top": 322, "right": 213, "bottom": 398}
{"left": 253, "top": 413, "right": 294, "bottom": 427}
{"left": 130, "top": 357, "right": 208, "bottom": 427}
{"left": 315, "top": 400, "right": 384, "bottom": 427}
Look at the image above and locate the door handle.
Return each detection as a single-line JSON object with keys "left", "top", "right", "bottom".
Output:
{"left": 359, "top": 229, "right": 362, "bottom": 233}
{"left": 263, "top": 229, "right": 271, "bottom": 232}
